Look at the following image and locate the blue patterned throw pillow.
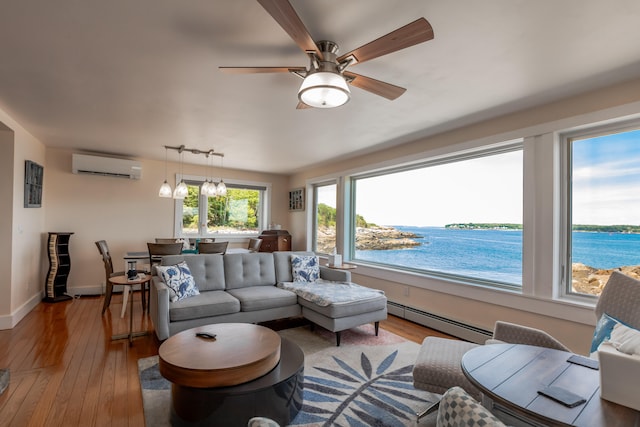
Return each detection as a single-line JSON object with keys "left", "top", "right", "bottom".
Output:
{"left": 156, "top": 261, "right": 200, "bottom": 302}
{"left": 291, "top": 255, "right": 320, "bottom": 283}
{"left": 591, "top": 312, "right": 623, "bottom": 353}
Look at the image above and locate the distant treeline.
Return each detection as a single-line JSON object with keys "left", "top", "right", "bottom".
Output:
{"left": 445, "top": 223, "right": 522, "bottom": 230}
{"left": 572, "top": 224, "right": 640, "bottom": 233}
{"left": 445, "top": 223, "right": 640, "bottom": 233}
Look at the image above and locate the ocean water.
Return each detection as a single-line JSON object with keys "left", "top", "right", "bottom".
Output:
{"left": 354, "top": 226, "right": 640, "bottom": 285}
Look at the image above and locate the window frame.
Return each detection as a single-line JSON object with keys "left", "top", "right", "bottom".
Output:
{"left": 347, "top": 140, "right": 524, "bottom": 290}
{"left": 560, "top": 119, "right": 640, "bottom": 299}
{"left": 174, "top": 174, "right": 271, "bottom": 238}
{"left": 311, "top": 180, "right": 338, "bottom": 254}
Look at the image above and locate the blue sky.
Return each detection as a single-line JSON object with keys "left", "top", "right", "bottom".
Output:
{"left": 352, "top": 150, "right": 523, "bottom": 227}
{"left": 318, "top": 129, "right": 640, "bottom": 227}
{"left": 573, "top": 129, "right": 640, "bottom": 225}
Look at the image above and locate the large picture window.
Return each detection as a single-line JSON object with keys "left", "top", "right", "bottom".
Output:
{"left": 351, "top": 145, "right": 523, "bottom": 287}
{"left": 564, "top": 126, "right": 640, "bottom": 297}
{"left": 178, "top": 180, "right": 267, "bottom": 236}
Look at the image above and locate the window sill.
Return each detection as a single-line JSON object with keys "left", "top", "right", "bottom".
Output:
{"left": 343, "top": 261, "right": 597, "bottom": 327}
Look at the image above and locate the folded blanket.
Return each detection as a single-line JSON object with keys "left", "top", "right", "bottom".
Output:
{"left": 278, "top": 279, "right": 384, "bottom": 307}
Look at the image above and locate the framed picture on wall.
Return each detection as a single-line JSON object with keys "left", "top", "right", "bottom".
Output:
{"left": 288, "top": 188, "right": 305, "bottom": 211}
{"left": 24, "top": 160, "right": 43, "bottom": 208}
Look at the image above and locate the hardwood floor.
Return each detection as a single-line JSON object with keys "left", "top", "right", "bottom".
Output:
{"left": 0, "top": 292, "right": 453, "bottom": 426}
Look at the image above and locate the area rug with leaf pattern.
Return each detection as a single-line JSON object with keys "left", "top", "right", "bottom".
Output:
{"left": 138, "top": 324, "right": 441, "bottom": 427}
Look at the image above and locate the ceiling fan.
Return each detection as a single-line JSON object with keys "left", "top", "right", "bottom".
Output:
{"left": 220, "top": 0, "right": 434, "bottom": 109}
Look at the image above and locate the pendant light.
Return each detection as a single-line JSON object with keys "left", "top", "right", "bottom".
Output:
{"left": 173, "top": 148, "right": 188, "bottom": 199}
{"left": 204, "top": 152, "right": 218, "bottom": 197}
{"left": 216, "top": 155, "right": 227, "bottom": 197}
{"left": 158, "top": 147, "right": 172, "bottom": 198}
{"left": 157, "top": 145, "right": 225, "bottom": 198}
{"left": 201, "top": 153, "right": 211, "bottom": 195}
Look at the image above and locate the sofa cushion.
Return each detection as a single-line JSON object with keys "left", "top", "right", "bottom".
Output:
{"left": 156, "top": 261, "right": 200, "bottom": 302}
{"left": 227, "top": 286, "right": 298, "bottom": 312}
{"left": 224, "top": 253, "right": 276, "bottom": 289}
{"left": 169, "top": 290, "right": 240, "bottom": 322}
{"left": 291, "top": 255, "right": 320, "bottom": 282}
{"left": 297, "top": 292, "right": 387, "bottom": 318}
{"left": 162, "top": 254, "right": 225, "bottom": 291}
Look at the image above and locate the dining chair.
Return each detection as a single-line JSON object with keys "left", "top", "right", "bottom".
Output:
{"left": 198, "top": 241, "right": 229, "bottom": 254}
{"left": 95, "top": 240, "right": 149, "bottom": 315}
{"left": 248, "top": 238, "right": 262, "bottom": 253}
{"left": 147, "top": 242, "right": 183, "bottom": 268}
{"left": 155, "top": 238, "right": 178, "bottom": 243}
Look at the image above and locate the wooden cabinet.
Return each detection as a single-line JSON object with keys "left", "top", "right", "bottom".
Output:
{"left": 258, "top": 230, "right": 291, "bottom": 252}
{"left": 44, "top": 232, "right": 74, "bottom": 302}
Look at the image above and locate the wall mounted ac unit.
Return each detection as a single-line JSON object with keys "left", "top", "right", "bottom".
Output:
{"left": 72, "top": 154, "right": 142, "bottom": 180}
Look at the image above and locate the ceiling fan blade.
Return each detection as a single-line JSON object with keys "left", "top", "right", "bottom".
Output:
{"left": 337, "top": 18, "right": 434, "bottom": 65}
{"left": 344, "top": 71, "right": 406, "bottom": 100}
{"left": 219, "top": 66, "right": 306, "bottom": 74}
{"left": 257, "top": 0, "right": 322, "bottom": 59}
{"left": 296, "top": 101, "right": 312, "bottom": 109}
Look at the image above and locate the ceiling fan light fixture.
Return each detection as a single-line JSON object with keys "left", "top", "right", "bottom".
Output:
{"left": 298, "top": 71, "right": 350, "bottom": 108}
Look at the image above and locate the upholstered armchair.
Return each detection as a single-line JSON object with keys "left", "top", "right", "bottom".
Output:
{"left": 413, "top": 321, "right": 567, "bottom": 406}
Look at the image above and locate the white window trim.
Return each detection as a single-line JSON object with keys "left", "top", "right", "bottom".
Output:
{"left": 349, "top": 140, "right": 524, "bottom": 289}
{"left": 173, "top": 174, "right": 272, "bottom": 240}
{"left": 559, "top": 118, "right": 640, "bottom": 300}
{"left": 310, "top": 180, "right": 339, "bottom": 254}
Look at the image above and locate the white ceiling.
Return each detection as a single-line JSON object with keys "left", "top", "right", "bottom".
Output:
{"left": 1, "top": 0, "right": 640, "bottom": 174}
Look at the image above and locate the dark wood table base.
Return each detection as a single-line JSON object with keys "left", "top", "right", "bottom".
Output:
{"left": 169, "top": 337, "right": 304, "bottom": 427}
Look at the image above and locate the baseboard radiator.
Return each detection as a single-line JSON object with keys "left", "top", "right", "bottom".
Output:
{"left": 387, "top": 301, "right": 492, "bottom": 344}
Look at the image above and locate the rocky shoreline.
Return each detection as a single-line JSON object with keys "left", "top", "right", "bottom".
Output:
{"left": 572, "top": 263, "right": 640, "bottom": 295}
{"left": 354, "top": 226, "right": 422, "bottom": 250}
{"left": 316, "top": 226, "right": 421, "bottom": 253}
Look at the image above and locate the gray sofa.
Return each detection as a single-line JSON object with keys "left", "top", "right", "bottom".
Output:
{"left": 149, "top": 251, "right": 387, "bottom": 345}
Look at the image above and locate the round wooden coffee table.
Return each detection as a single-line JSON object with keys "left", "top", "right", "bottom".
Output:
{"left": 159, "top": 323, "right": 281, "bottom": 388}
{"left": 158, "top": 323, "right": 304, "bottom": 427}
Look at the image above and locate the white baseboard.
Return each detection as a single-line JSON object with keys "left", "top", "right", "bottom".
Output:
{"left": 0, "top": 292, "right": 44, "bottom": 330}
{"left": 387, "top": 301, "right": 492, "bottom": 344}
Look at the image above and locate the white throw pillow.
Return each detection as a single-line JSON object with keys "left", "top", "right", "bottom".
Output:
{"left": 609, "top": 322, "right": 640, "bottom": 356}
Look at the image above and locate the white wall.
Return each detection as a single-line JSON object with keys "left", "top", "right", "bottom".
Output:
{"left": 0, "top": 126, "right": 14, "bottom": 319}
{"left": 0, "top": 107, "right": 47, "bottom": 330}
